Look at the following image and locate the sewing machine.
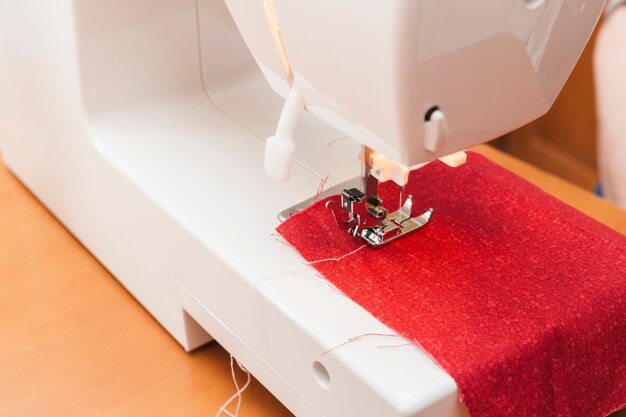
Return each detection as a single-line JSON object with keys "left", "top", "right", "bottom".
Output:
{"left": 0, "top": 1, "right": 605, "bottom": 416}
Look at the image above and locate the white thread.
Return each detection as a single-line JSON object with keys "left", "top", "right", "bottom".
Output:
{"left": 233, "top": 235, "right": 358, "bottom": 333}
{"left": 221, "top": 236, "right": 366, "bottom": 417}
{"left": 230, "top": 234, "right": 335, "bottom": 350}
{"left": 217, "top": 224, "right": 368, "bottom": 415}
{"left": 305, "top": 244, "right": 368, "bottom": 265}
{"left": 322, "top": 333, "right": 407, "bottom": 355}
{"left": 225, "top": 267, "right": 305, "bottom": 416}
{"left": 215, "top": 356, "right": 251, "bottom": 417}
{"left": 232, "top": 271, "right": 290, "bottom": 341}
{"left": 269, "top": 233, "right": 289, "bottom": 246}
{"left": 231, "top": 235, "right": 310, "bottom": 338}
{"left": 377, "top": 342, "right": 416, "bottom": 350}
{"left": 327, "top": 284, "right": 348, "bottom": 297}
{"left": 273, "top": 236, "right": 292, "bottom": 248}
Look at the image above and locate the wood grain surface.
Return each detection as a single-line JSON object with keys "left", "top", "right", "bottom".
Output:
{"left": 0, "top": 145, "right": 624, "bottom": 417}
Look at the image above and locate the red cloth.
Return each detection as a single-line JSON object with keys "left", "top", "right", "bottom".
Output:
{"left": 277, "top": 152, "right": 626, "bottom": 417}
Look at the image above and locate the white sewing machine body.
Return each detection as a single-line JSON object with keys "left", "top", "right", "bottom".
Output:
{"left": 0, "top": 1, "right": 604, "bottom": 416}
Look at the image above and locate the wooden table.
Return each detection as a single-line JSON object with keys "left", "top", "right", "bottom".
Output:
{"left": 0, "top": 145, "right": 624, "bottom": 417}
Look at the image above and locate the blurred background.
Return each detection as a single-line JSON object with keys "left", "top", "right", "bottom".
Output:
{"left": 492, "top": 8, "right": 626, "bottom": 211}
{"left": 492, "top": 25, "right": 600, "bottom": 191}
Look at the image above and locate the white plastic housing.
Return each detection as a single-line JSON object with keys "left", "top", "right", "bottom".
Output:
{"left": 0, "top": 1, "right": 457, "bottom": 416}
{"left": 0, "top": 1, "right": 605, "bottom": 417}
{"left": 227, "top": 0, "right": 606, "bottom": 167}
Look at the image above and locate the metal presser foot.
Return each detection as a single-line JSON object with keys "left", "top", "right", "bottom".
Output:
{"left": 326, "top": 189, "right": 433, "bottom": 248}
{"left": 326, "top": 147, "right": 433, "bottom": 248}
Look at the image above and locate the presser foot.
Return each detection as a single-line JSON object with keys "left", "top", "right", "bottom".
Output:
{"left": 326, "top": 188, "right": 433, "bottom": 248}
{"left": 360, "top": 207, "right": 433, "bottom": 247}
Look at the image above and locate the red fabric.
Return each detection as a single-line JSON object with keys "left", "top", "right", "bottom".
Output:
{"left": 277, "top": 152, "right": 626, "bottom": 417}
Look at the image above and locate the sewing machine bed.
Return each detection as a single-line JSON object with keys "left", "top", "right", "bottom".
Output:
{"left": 4, "top": 87, "right": 463, "bottom": 417}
